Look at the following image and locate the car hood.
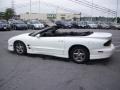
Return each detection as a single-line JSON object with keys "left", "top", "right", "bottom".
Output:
{"left": 101, "top": 24, "right": 109, "bottom": 27}
{"left": 86, "top": 32, "right": 112, "bottom": 40}
{"left": 16, "top": 24, "right": 27, "bottom": 27}
{"left": 88, "top": 24, "right": 97, "bottom": 26}
{"left": 114, "top": 24, "right": 120, "bottom": 28}
{"left": 9, "top": 33, "right": 30, "bottom": 41}
{"left": 0, "top": 23, "right": 9, "bottom": 26}
{"left": 33, "top": 23, "right": 43, "bottom": 26}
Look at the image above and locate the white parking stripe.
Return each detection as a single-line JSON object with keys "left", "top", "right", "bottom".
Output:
{"left": 115, "top": 45, "right": 120, "bottom": 48}
{"left": 113, "top": 42, "right": 120, "bottom": 46}
{"left": 115, "top": 50, "right": 120, "bottom": 53}
{"left": 114, "top": 45, "right": 120, "bottom": 52}
{"left": 113, "top": 37, "right": 120, "bottom": 39}
{"left": 114, "top": 42, "right": 120, "bottom": 43}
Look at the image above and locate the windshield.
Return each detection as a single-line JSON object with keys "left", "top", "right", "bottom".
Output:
{"left": 29, "top": 26, "right": 57, "bottom": 37}
{"left": 78, "top": 22, "right": 86, "bottom": 25}
{"left": 87, "top": 22, "right": 96, "bottom": 24}
{"left": 0, "top": 20, "right": 8, "bottom": 24}
{"left": 15, "top": 20, "right": 25, "bottom": 24}
{"left": 31, "top": 20, "right": 40, "bottom": 24}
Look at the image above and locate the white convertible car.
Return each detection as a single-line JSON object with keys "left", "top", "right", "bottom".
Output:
{"left": 8, "top": 26, "right": 115, "bottom": 63}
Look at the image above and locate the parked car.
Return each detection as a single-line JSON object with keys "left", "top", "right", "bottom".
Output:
{"left": 27, "top": 20, "right": 45, "bottom": 30}
{"left": 8, "top": 26, "right": 115, "bottom": 64}
{"left": 45, "top": 21, "right": 56, "bottom": 27}
{"left": 39, "top": 21, "right": 49, "bottom": 27}
{"left": 9, "top": 20, "right": 28, "bottom": 30}
{"left": 110, "top": 23, "right": 120, "bottom": 30}
{"left": 72, "top": 21, "right": 88, "bottom": 29}
{"left": 0, "top": 20, "right": 11, "bottom": 31}
{"left": 55, "top": 21, "right": 73, "bottom": 29}
{"left": 87, "top": 21, "right": 98, "bottom": 29}
{"left": 98, "top": 23, "right": 110, "bottom": 29}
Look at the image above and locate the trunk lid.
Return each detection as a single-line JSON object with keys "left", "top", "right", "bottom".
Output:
{"left": 87, "top": 32, "right": 112, "bottom": 40}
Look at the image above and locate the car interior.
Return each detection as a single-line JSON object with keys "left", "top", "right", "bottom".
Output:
{"left": 41, "top": 29, "right": 93, "bottom": 37}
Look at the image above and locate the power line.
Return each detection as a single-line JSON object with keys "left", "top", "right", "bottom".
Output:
{"left": 11, "top": 0, "right": 90, "bottom": 16}
{"left": 69, "top": 0, "right": 116, "bottom": 15}
{"left": 116, "top": 0, "right": 119, "bottom": 23}
{"left": 14, "top": 1, "right": 80, "bottom": 14}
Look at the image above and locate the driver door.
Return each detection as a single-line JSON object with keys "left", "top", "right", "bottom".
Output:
{"left": 29, "top": 34, "right": 65, "bottom": 57}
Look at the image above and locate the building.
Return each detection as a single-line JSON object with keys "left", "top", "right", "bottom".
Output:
{"left": 20, "top": 13, "right": 81, "bottom": 21}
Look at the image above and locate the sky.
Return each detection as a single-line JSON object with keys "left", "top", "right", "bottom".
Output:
{"left": 0, "top": 0, "right": 120, "bottom": 17}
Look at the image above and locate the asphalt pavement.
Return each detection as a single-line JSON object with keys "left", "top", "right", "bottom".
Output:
{"left": 0, "top": 29, "right": 120, "bottom": 90}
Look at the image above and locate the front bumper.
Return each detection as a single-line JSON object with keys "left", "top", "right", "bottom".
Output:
{"left": 8, "top": 42, "right": 14, "bottom": 51}
{"left": 0, "top": 27, "right": 10, "bottom": 31}
{"left": 90, "top": 44, "right": 115, "bottom": 60}
{"left": 16, "top": 26, "right": 28, "bottom": 30}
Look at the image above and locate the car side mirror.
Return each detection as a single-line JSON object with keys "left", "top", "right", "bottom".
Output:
{"left": 36, "top": 34, "right": 41, "bottom": 38}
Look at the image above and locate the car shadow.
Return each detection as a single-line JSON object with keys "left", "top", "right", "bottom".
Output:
{"left": 0, "top": 30, "right": 11, "bottom": 32}
{"left": 26, "top": 54, "right": 70, "bottom": 63}
{"left": 86, "top": 58, "right": 112, "bottom": 65}
{"left": 8, "top": 51, "right": 112, "bottom": 65}
{"left": 27, "top": 54, "right": 112, "bottom": 65}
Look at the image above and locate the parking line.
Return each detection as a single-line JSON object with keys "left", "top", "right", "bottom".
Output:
{"left": 113, "top": 37, "right": 120, "bottom": 39}
{"left": 115, "top": 45, "right": 120, "bottom": 48}
{"left": 115, "top": 50, "right": 120, "bottom": 53}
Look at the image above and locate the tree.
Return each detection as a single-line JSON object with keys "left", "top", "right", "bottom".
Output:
{"left": 117, "top": 17, "right": 120, "bottom": 23}
{"left": 0, "top": 12, "right": 5, "bottom": 19}
{"left": 4, "top": 8, "right": 15, "bottom": 20}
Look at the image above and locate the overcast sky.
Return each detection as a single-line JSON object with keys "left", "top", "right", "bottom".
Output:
{"left": 0, "top": 0, "right": 120, "bottom": 17}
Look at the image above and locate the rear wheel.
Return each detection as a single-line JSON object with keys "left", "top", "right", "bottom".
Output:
{"left": 14, "top": 26, "right": 17, "bottom": 30}
{"left": 32, "top": 26, "right": 35, "bottom": 30}
{"left": 70, "top": 47, "right": 89, "bottom": 64}
{"left": 14, "top": 41, "right": 27, "bottom": 55}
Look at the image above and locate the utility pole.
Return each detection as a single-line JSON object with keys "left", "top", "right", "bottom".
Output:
{"left": 116, "top": 0, "right": 118, "bottom": 23}
{"left": 39, "top": 0, "right": 41, "bottom": 13}
{"left": 30, "top": 0, "right": 32, "bottom": 13}
{"left": 107, "top": 11, "right": 109, "bottom": 23}
{"left": 11, "top": 0, "right": 15, "bottom": 10}
{"left": 11, "top": 0, "right": 15, "bottom": 19}
{"left": 29, "top": 0, "right": 32, "bottom": 20}
{"left": 56, "top": 7, "right": 59, "bottom": 20}
{"left": 91, "top": 0, "right": 93, "bottom": 22}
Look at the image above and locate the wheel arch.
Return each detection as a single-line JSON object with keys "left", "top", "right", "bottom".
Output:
{"left": 68, "top": 44, "right": 90, "bottom": 58}
{"left": 13, "top": 40, "right": 27, "bottom": 52}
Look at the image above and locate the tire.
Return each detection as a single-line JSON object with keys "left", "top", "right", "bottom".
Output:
{"left": 32, "top": 26, "right": 35, "bottom": 30}
{"left": 69, "top": 46, "right": 89, "bottom": 64}
{"left": 14, "top": 41, "right": 27, "bottom": 55}
{"left": 14, "top": 26, "right": 17, "bottom": 30}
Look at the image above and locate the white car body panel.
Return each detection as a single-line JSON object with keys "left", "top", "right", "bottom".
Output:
{"left": 8, "top": 31, "right": 115, "bottom": 60}
{"left": 27, "top": 37, "right": 65, "bottom": 57}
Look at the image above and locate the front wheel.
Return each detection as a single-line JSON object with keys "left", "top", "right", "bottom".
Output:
{"left": 70, "top": 47, "right": 89, "bottom": 64}
{"left": 14, "top": 41, "right": 27, "bottom": 55}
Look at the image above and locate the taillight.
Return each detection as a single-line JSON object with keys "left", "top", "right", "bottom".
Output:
{"left": 104, "top": 40, "right": 112, "bottom": 46}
